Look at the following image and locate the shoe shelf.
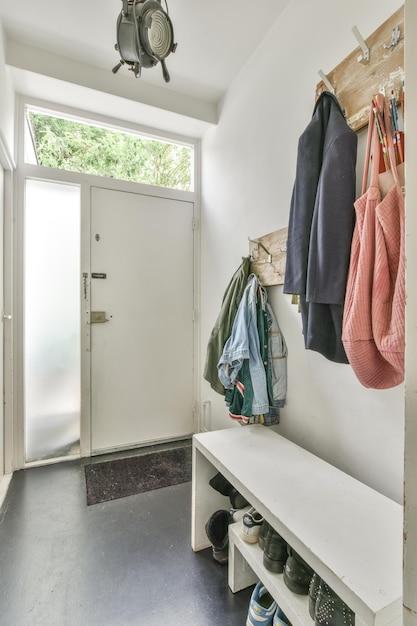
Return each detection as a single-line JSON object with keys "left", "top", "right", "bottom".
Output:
{"left": 229, "top": 522, "right": 311, "bottom": 626}
{"left": 192, "top": 426, "right": 403, "bottom": 626}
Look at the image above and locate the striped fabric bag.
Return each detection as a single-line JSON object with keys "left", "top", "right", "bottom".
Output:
{"left": 342, "top": 95, "right": 405, "bottom": 389}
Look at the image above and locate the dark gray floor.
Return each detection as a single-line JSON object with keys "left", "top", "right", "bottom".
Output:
{"left": 0, "top": 458, "right": 252, "bottom": 626}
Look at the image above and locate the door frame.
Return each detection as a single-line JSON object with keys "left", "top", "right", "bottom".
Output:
{"left": 0, "top": 130, "right": 15, "bottom": 477}
{"left": 13, "top": 95, "right": 201, "bottom": 469}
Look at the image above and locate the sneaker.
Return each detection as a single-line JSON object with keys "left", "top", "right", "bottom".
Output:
{"left": 273, "top": 607, "right": 291, "bottom": 625}
{"left": 263, "top": 529, "right": 287, "bottom": 573}
{"left": 309, "top": 573, "right": 322, "bottom": 620}
{"left": 247, "top": 582, "right": 277, "bottom": 626}
{"left": 205, "top": 510, "right": 232, "bottom": 565}
{"left": 283, "top": 547, "right": 314, "bottom": 595}
{"left": 241, "top": 508, "right": 264, "bottom": 544}
{"left": 315, "top": 581, "right": 355, "bottom": 626}
{"left": 258, "top": 520, "right": 271, "bottom": 551}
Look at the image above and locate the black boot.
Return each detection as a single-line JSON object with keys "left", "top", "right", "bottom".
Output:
{"left": 283, "top": 547, "right": 314, "bottom": 595}
{"left": 209, "top": 473, "right": 233, "bottom": 497}
{"left": 263, "top": 529, "right": 287, "bottom": 573}
{"left": 209, "top": 472, "right": 249, "bottom": 509}
{"left": 205, "top": 510, "right": 232, "bottom": 565}
{"left": 258, "top": 520, "right": 271, "bottom": 551}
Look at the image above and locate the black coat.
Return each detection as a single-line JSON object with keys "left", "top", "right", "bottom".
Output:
{"left": 284, "top": 92, "right": 357, "bottom": 363}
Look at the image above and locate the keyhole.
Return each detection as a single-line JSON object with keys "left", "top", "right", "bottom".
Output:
{"left": 95, "top": 234, "right": 100, "bottom": 242}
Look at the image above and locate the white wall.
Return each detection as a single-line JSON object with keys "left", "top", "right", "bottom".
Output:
{"left": 0, "top": 22, "right": 14, "bottom": 160}
{"left": 201, "top": 0, "right": 404, "bottom": 503}
{"left": 404, "top": 1, "right": 417, "bottom": 622}
{"left": 0, "top": 21, "right": 15, "bottom": 160}
{"left": 0, "top": 164, "right": 3, "bottom": 481}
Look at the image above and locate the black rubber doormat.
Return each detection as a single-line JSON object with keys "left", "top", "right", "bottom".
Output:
{"left": 84, "top": 446, "right": 192, "bottom": 505}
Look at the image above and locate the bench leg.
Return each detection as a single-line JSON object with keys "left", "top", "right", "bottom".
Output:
{"left": 228, "top": 529, "right": 258, "bottom": 593}
{"left": 191, "top": 445, "right": 230, "bottom": 552}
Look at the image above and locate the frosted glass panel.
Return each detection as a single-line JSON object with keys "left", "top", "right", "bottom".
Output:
{"left": 25, "top": 179, "right": 81, "bottom": 462}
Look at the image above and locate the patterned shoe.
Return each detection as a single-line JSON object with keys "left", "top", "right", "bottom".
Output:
{"left": 241, "top": 508, "right": 264, "bottom": 544}
{"left": 315, "top": 581, "right": 355, "bottom": 626}
{"left": 309, "top": 573, "right": 322, "bottom": 619}
{"left": 247, "top": 582, "right": 277, "bottom": 626}
{"left": 283, "top": 547, "right": 314, "bottom": 595}
{"left": 273, "top": 607, "right": 291, "bottom": 625}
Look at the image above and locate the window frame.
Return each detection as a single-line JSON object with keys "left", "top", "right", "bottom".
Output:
{"left": 24, "top": 101, "right": 196, "bottom": 193}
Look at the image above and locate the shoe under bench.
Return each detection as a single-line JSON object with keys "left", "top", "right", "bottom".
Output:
{"left": 191, "top": 425, "right": 403, "bottom": 626}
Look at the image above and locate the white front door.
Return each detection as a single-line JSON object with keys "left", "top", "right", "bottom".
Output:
{"left": 90, "top": 187, "right": 195, "bottom": 453}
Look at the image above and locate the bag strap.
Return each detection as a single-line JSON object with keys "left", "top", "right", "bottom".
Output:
{"left": 382, "top": 96, "right": 401, "bottom": 188}
{"left": 361, "top": 106, "right": 375, "bottom": 195}
{"left": 361, "top": 101, "right": 380, "bottom": 194}
{"left": 362, "top": 104, "right": 381, "bottom": 194}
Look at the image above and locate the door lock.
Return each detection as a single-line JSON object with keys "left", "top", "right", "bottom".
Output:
{"left": 90, "top": 311, "right": 110, "bottom": 324}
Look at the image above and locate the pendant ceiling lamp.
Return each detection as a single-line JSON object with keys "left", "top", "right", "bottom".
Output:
{"left": 113, "top": 0, "right": 177, "bottom": 82}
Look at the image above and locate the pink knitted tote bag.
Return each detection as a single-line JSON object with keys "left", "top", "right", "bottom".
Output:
{"left": 342, "top": 96, "right": 405, "bottom": 389}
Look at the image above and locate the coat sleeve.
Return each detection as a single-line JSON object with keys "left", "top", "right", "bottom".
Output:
{"left": 283, "top": 127, "right": 323, "bottom": 296}
{"left": 203, "top": 257, "right": 250, "bottom": 394}
{"left": 306, "top": 131, "right": 357, "bottom": 305}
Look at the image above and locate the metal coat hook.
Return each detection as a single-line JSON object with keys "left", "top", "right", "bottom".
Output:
{"left": 384, "top": 25, "right": 401, "bottom": 50}
{"left": 352, "top": 25, "right": 370, "bottom": 64}
{"left": 318, "top": 70, "right": 335, "bottom": 95}
{"left": 249, "top": 238, "right": 272, "bottom": 264}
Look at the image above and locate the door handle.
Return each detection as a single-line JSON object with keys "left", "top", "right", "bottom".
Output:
{"left": 90, "top": 311, "right": 110, "bottom": 324}
{"left": 2, "top": 313, "right": 12, "bottom": 321}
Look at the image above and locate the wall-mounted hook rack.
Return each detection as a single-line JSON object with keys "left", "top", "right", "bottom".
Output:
{"left": 248, "top": 237, "right": 272, "bottom": 264}
{"left": 248, "top": 228, "right": 288, "bottom": 287}
{"left": 316, "top": 6, "right": 404, "bottom": 132}
{"left": 318, "top": 70, "right": 335, "bottom": 95}
{"left": 352, "top": 25, "right": 370, "bottom": 64}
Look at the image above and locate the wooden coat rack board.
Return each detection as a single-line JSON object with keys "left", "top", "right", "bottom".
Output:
{"left": 249, "top": 228, "right": 288, "bottom": 287}
{"left": 316, "top": 5, "right": 404, "bottom": 132}
{"left": 251, "top": 7, "right": 404, "bottom": 287}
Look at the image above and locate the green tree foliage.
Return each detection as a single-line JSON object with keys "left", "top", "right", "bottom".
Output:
{"left": 29, "top": 113, "right": 192, "bottom": 191}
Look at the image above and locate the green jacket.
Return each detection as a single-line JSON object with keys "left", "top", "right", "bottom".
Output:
{"left": 203, "top": 257, "right": 251, "bottom": 395}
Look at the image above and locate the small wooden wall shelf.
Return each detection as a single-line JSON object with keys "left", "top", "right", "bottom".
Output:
{"left": 316, "top": 6, "right": 404, "bottom": 132}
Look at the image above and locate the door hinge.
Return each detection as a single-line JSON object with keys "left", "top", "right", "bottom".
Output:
{"left": 192, "top": 308, "right": 199, "bottom": 322}
{"left": 192, "top": 217, "right": 199, "bottom": 231}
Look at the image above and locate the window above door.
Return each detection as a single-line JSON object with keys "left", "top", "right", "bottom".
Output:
{"left": 24, "top": 106, "right": 194, "bottom": 192}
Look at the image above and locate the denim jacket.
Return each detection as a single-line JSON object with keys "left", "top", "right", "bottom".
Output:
{"left": 258, "top": 289, "right": 287, "bottom": 408}
{"left": 218, "top": 275, "right": 269, "bottom": 415}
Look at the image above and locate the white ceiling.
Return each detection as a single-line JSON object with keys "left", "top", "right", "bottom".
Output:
{"left": 0, "top": 0, "right": 290, "bottom": 104}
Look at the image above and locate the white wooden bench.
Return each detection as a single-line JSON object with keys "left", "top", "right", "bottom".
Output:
{"left": 192, "top": 426, "right": 403, "bottom": 626}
